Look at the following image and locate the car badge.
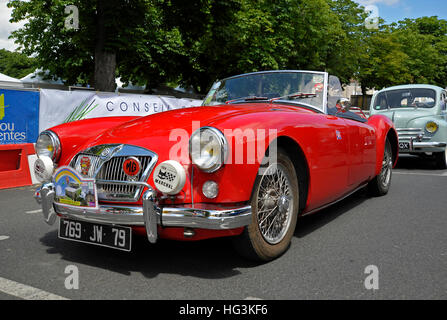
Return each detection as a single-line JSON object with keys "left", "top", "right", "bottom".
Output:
{"left": 100, "top": 148, "right": 111, "bottom": 159}
{"left": 336, "top": 130, "right": 342, "bottom": 140}
{"left": 123, "top": 157, "right": 141, "bottom": 178}
{"left": 80, "top": 156, "right": 91, "bottom": 176}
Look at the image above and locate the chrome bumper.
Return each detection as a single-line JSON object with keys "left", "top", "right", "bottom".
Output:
{"left": 399, "top": 139, "right": 447, "bottom": 152}
{"left": 34, "top": 183, "right": 252, "bottom": 244}
{"left": 412, "top": 141, "right": 447, "bottom": 148}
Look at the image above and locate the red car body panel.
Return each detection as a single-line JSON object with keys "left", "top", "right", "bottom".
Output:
{"left": 48, "top": 102, "right": 397, "bottom": 239}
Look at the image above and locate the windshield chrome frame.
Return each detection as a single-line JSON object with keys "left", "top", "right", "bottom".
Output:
{"left": 207, "top": 70, "right": 329, "bottom": 114}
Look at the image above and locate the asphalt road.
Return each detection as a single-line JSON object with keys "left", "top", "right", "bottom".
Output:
{"left": 0, "top": 155, "right": 446, "bottom": 300}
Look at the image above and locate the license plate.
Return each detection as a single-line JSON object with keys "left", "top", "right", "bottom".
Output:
{"left": 58, "top": 218, "right": 132, "bottom": 251}
{"left": 399, "top": 142, "right": 411, "bottom": 151}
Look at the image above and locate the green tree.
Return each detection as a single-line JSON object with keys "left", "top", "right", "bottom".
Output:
{"left": 0, "top": 49, "right": 36, "bottom": 79}
{"left": 357, "top": 16, "right": 447, "bottom": 91}
{"left": 8, "top": 0, "right": 185, "bottom": 91}
{"left": 173, "top": 0, "right": 350, "bottom": 93}
{"left": 325, "top": 0, "right": 367, "bottom": 84}
{"left": 393, "top": 17, "right": 447, "bottom": 87}
{"left": 357, "top": 27, "right": 412, "bottom": 93}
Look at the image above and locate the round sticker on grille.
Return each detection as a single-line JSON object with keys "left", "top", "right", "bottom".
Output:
{"left": 123, "top": 157, "right": 141, "bottom": 177}
{"left": 153, "top": 160, "right": 186, "bottom": 195}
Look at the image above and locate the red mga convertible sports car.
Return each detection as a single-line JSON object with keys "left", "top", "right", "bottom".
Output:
{"left": 34, "top": 70, "right": 398, "bottom": 261}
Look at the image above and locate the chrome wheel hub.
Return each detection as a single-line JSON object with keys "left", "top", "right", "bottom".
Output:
{"left": 278, "top": 195, "right": 290, "bottom": 214}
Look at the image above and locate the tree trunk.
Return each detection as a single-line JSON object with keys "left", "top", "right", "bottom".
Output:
{"left": 94, "top": 0, "right": 116, "bottom": 92}
{"left": 94, "top": 50, "right": 116, "bottom": 92}
{"left": 361, "top": 85, "right": 367, "bottom": 110}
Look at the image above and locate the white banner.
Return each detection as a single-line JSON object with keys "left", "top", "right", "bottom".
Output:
{"left": 39, "top": 89, "right": 202, "bottom": 132}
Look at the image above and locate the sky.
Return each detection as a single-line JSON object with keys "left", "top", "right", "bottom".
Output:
{"left": 0, "top": 0, "right": 446, "bottom": 52}
{"left": 355, "top": 0, "right": 447, "bottom": 23}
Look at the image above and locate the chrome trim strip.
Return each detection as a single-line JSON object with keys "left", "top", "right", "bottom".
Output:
{"left": 95, "top": 179, "right": 152, "bottom": 188}
{"left": 161, "top": 206, "right": 252, "bottom": 229}
{"left": 396, "top": 128, "right": 423, "bottom": 131}
{"left": 221, "top": 70, "right": 327, "bottom": 82}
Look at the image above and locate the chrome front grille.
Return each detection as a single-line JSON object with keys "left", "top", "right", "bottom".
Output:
{"left": 95, "top": 156, "right": 152, "bottom": 201}
{"left": 396, "top": 128, "right": 430, "bottom": 142}
{"left": 69, "top": 144, "right": 158, "bottom": 202}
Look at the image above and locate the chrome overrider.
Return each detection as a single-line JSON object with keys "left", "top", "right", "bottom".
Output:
{"left": 34, "top": 180, "right": 252, "bottom": 244}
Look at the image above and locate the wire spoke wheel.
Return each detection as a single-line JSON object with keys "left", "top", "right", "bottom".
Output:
{"left": 380, "top": 142, "right": 393, "bottom": 188}
{"left": 256, "top": 163, "right": 294, "bottom": 245}
{"left": 368, "top": 138, "right": 393, "bottom": 197}
{"left": 232, "top": 149, "right": 300, "bottom": 261}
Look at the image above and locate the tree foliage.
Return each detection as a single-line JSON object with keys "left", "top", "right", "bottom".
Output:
{"left": 0, "top": 49, "right": 36, "bottom": 79}
{"left": 6, "top": 0, "right": 447, "bottom": 93}
{"left": 8, "top": 0, "right": 185, "bottom": 90}
{"left": 357, "top": 16, "right": 447, "bottom": 91}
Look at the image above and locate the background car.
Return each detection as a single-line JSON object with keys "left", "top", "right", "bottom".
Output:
{"left": 370, "top": 84, "right": 447, "bottom": 169}
{"left": 34, "top": 70, "right": 398, "bottom": 261}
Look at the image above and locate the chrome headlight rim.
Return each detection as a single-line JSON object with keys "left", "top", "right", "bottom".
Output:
{"left": 36, "top": 130, "right": 61, "bottom": 161}
{"left": 189, "top": 126, "right": 228, "bottom": 173}
{"left": 425, "top": 121, "right": 439, "bottom": 135}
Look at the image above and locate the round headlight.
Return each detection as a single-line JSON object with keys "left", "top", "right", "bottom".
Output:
{"left": 425, "top": 121, "right": 438, "bottom": 134}
{"left": 36, "top": 131, "right": 61, "bottom": 161}
{"left": 189, "top": 127, "right": 228, "bottom": 173}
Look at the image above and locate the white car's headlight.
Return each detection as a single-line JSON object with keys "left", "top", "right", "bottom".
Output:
{"left": 425, "top": 121, "right": 438, "bottom": 134}
{"left": 35, "top": 131, "right": 61, "bottom": 161}
{"left": 189, "top": 127, "right": 228, "bottom": 173}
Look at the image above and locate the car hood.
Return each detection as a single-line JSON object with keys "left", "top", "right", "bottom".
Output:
{"left": 80, "top": 103, "right": 311, "bottom": 156}
{"left": 373, "top": 108, "right": 434, "bottom": 128}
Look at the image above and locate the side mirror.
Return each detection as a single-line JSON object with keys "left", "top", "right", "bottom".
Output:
{"left": 336, "top": 98, "right": 352, "bottom": 113}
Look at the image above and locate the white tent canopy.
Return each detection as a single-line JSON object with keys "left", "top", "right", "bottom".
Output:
{"left": 0, "top": 72, "right": 21, "bottom": 83}
{"left": 20, "top": 69, "right": 64, "bottom": 85}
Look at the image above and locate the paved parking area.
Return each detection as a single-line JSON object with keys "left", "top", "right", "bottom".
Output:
{"left": 0, "top": 155, "right": 446, "bottom": 300}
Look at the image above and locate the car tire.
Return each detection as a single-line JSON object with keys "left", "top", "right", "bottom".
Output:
{"left": 232, "top": 149, "right": 300, "bottom": 261}
{"left": 434, "top": 150, "right": 447, "bottom": 170}
{"left": 368, "top": 139, "right": 393, "bottom": 197}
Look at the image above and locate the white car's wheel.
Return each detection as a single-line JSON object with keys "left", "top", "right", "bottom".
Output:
{"left": 434, "top": 149, "right": 447, "bottom": 170}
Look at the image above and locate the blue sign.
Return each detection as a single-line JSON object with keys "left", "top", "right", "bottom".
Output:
{"left": 0, "top": 89, "right": 40, "bottom": 144}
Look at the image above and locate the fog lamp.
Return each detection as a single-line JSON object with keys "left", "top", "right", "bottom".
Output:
{"left": 202, "top": 181, "right": 219, "bottom": 199}
{"left": 34, "top": 156, "right": 54, "bottom": 182}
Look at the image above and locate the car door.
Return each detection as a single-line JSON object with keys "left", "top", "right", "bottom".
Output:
{"left": 305, "top": 113, "right": 350, "bottom": 208}
{"left": 343, "top": 118, "right": 376, "bottom": 186}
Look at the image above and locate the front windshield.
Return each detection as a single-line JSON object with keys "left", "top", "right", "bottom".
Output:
{"left": 373, "top": 88, "right": 437, "bottom": 110}
{"left": 203, "top": 71, "right": 327, "bottom": 111}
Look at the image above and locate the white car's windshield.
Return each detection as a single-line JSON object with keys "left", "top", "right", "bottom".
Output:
{"left": 203, "top": 71, "right": 327, "bottom": 111}
{"left": 374, "top": 88, "right": 437, "bottom": 110}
